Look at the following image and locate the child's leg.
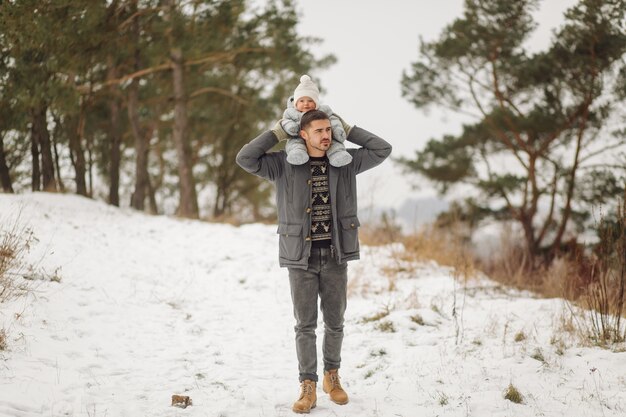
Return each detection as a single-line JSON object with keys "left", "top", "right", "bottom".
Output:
{"left": 286, "top": 137, "right": 310, "bottom": 165}
{"left": 326, "top": 140, "right": 352, "bottom": 167}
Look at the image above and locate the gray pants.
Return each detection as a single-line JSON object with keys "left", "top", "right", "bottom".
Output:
{"left": 288, "top": 246, "right": 348, "bottom": 382}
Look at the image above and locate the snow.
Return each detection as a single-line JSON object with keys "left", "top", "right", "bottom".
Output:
{"left": 1, "top": 193, "right": 625, "bottom": 417}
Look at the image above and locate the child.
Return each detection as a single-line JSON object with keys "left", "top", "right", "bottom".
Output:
{"left": 281, "top": 75, "right": 352, "bottom": 167}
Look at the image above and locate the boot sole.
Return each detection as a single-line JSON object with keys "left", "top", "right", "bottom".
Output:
{"left": 330, "top": 399, "right": 348, "bottom": 405}
{"left": 292, "top": 401, "right": 316, "bottom": 414}
{"left": 323, "top": 387, "right": 348, "bottom": 405}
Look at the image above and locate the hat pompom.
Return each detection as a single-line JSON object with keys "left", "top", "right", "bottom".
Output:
{"left": 300, "top": 75, "right": 311, "bottom": 83}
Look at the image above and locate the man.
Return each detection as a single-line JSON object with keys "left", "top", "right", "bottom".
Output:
{"left": 236, "top": 109, "right": 392, "bottom": 413}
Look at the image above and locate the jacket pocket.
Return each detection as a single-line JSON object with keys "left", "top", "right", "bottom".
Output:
{"left": 277, "top": 223, "right": 304, "bottom": 261}
{"left": 339, "top": 216, "right": 360, "bottom": 254}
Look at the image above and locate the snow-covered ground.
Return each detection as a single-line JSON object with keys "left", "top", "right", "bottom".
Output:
{"left": 1, "top": 193, "right": 625, "bottom": 417}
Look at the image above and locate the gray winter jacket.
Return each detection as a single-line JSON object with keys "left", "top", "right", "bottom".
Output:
{"left": 236, "top": 126, "right": 392, "bottom": 270}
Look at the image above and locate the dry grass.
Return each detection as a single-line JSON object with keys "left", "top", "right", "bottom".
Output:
{"left": 476, "top": 229, "right": 625, "bottom": 346}
{"left": 514, "top": 331, "right": 526, "bottom": 342}
{"left": 582, "top": 268, "right": 626, "bottom": 344}
{"left": 0, "top": 328, "right": 7, "bottom": 351}
{"left": 0, "top": 217, "right": 35, "bottom": 303}
{"left": 362, "top": 215, "right": 478, "bottom": 284}
{"left": 477, "top": 238, "right": 586, "bottom": 300}
{"left": 361, "top": 307, "right": 391, "bottom": 323}
{"left": 358, "top": 212, "right": 403, "bottom": 247}
{"left": 504, "top": 383, "right": 523, "bottom": 404}
{"left": 360, "top": 203, "right": 626, "bottom": 347}
{"left": 375, "top": 320, "right": 396, "bottom": 333}
{"left": 410, "top": 314, "right": 425, "bottom": 326}
{"left": 477, "top": 201, "right": 626, "bottom": 346}
{"left": 400, "top": 226, "right": 473, "bottom": 272}
{"left": 580, "top": 201, "right": 626, "bottom": 344}
{"left": 530, "top": 348, "right": 546, "bottom": 363}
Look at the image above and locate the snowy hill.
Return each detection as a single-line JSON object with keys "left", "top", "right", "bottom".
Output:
{"left": 1, "top": 193, "right": 625, "bottom": 417}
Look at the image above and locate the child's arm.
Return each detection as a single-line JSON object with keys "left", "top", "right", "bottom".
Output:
{"left": 280, "top": 96, "right": 302, "bottom": 137}
{"left": 281, "top": 107, "right": 302, "bottom": 137}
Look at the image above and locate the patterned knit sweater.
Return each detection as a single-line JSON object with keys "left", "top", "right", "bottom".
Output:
{"left": 310, "top": 157, "right": 332, "bottom": 247}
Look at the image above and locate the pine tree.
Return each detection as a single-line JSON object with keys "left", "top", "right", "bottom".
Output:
{"left": 400, "top": 0, "right": 626, "bottom": 265}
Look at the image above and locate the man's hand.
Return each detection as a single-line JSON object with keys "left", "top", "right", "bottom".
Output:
{"left": 271, "top": 119, "right": 290, "bottom": 141}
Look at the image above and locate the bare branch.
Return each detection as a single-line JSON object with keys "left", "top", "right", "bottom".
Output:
{"left": 579, "top": 140, "right": 626, "bottom": 165}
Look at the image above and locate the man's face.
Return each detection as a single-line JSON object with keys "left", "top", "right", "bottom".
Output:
{"left": 300, "top": 119, "right": 332, "bottom": 156}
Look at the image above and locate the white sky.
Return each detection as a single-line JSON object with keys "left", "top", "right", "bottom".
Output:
{"left": 294, "top": 0, "right": 578, "bottom": 210}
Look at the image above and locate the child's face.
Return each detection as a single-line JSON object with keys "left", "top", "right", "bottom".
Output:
{"left": 295, "top": 96, "right": 316, "bottom": 112}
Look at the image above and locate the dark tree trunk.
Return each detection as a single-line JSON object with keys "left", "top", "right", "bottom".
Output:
{"left": 170, "top": 47, "right": 198, "bottom": 218}
{"left": 31, "top": 105, "right": 57, "bottom": 192}
{"left": 52, "top": 117, "right": 65, "bottom": 192}
{"left": 30, "top": 123, "right": 41, "bottom": 191}
{"left": 128, "top": 81, "right": 150, "bottom": 211}
{"left": 147, "top": 174, "right": 158, "bottom": 214}
{"left": 108, "top": 62, "right": 122, "bottom": 207}
{"left": 127, "top": 10, "right": 151, "bottom": 212}
{"left": 213, "top": 172, "right": 234, "bottom": 218}
{"left": 87, "top": 134, "right": 94, "bottom": 197}
{"left": 0, "top": 136, "right": 14, "bottom": 193}
{"left": 166, "top": 0, "right": 198, "bottom": 219}
{"left": 67, "top": 114, "right": 88, "bottom": 196}
{"left": 211, "top": 108, "right": 240, "bottom": 218}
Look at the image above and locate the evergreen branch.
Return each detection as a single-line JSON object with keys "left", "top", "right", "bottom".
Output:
{"left": 470, "top": 71, "right": 528, "bottom": 171}
{"left": 536, "top": 100, "right": 590, "bottom": 157}
{"left": 188, "top": 87, "right": 248, "bottom": 105}
{"left": 578, "top": 163, "right": 626, "bottom": 172}
{"left": 488, "top": 51, "right": 528, "bottom": 153}
{"left": 552, "top": 28, "right": 603, "bottom": 253}
{"left": 418, "top": 49, "right": 481, "bottom": 117}
{"left": 468, "top": 73, "right": 490, "bottom": 117}
{"left": 458, "top": 62, "right": 491, "bottom": 92}
{"left": 184, "top": 48, "right": 268, "bottom": 66}
{"left": 488, "top": 52, "right": 542, "bottom": 236}
{"left": 118, "top": 6, "right": 162, "bottom": 30}
{"left": 74, "top": 47, "right": 268, "bottom": 94}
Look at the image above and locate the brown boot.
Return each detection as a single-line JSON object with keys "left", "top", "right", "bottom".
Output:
{"left": 323, "top": 369, "right": 349, "bottom": 405}
{"left": 292, "top": 380, "right": 317, "bottom": 414}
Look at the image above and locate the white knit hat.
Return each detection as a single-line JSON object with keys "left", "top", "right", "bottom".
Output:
{"left": 293, "top": 75, "right": 320, "bottom": 108}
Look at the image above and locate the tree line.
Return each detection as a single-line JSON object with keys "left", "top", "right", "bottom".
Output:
{"left": 0, "top": 0, "right": 333, "bottom": 219}
{"left": 2, "top": 0, "right": 625, "bottom": 266}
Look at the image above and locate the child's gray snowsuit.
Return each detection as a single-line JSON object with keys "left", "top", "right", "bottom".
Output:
{"left": 281, "top": 96, "right": 352, "bottom": 167}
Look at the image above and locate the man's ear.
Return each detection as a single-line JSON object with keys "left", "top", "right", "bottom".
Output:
{"left": 300, "top": 129, "right": 308, "bottom": 141}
